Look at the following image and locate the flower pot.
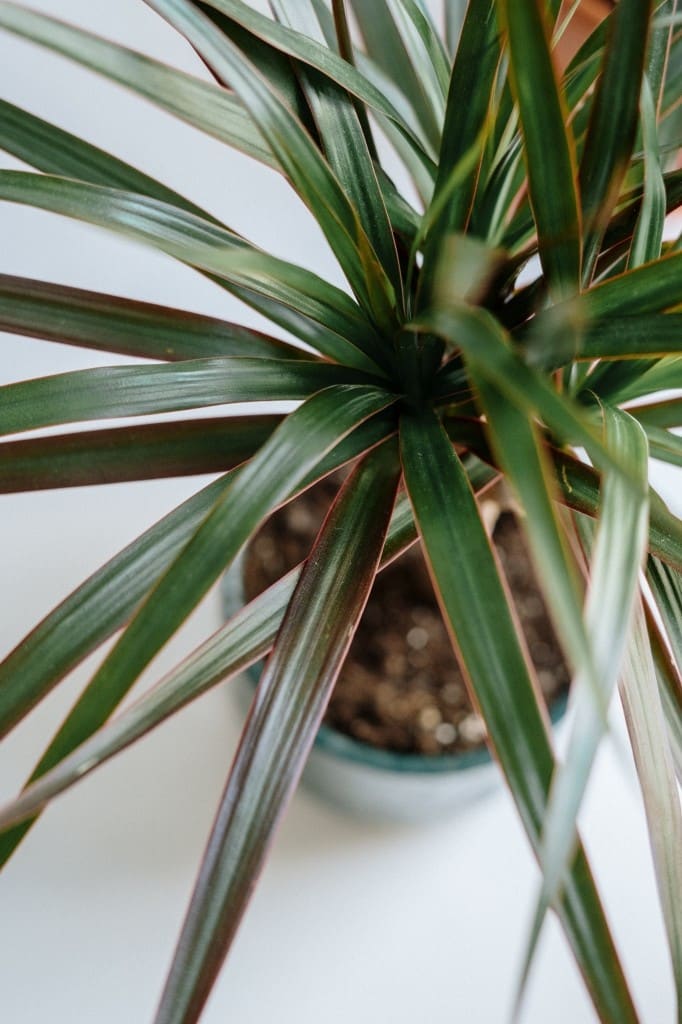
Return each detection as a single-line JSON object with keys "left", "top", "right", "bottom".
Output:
{"left": 221, "top": 490, "right": 569, "bottom": 823}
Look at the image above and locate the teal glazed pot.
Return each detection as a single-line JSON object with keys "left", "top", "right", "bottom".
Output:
{"left": 221, "top": 558, "right": 568, "bottom": 823}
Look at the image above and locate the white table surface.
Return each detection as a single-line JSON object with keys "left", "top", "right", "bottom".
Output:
{"left": 1, "top": 3, "right": 679, "bottom": 1021}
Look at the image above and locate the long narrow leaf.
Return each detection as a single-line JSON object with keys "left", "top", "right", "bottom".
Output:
{"left": 419, "top": 0, "right": 499, "bottom": 295}
{"left": 500, "top": 0, "right": 581, "bottom": 298}
{"left": 192, "top": 1, "right": 316, "bottom": 133}
{"left": 630, "top": 76, "right": 667, "bottom": 270}
{"left": 521, "top": 408, "right": 649, "bottom": 1003}
{"left": 541, "top": 250, "right": 682, "bottom": 325}
{"left": 153, "top": 440, "right": 400, "bottom": 1024}
{"left": 473, "top": 375, "right": 603, "bottom": 717}
{"left": 600, "top": 357, "right": 682, "bottom": 405}
{"left": 0, "top": 98, "right": 220, "bottom": 215}
{"left": 528, "top": 314, "right": 682, "bottom": 372}
{"left": 0, "top": 416, "right": 279, "bottom": 492}
{"left": 586, "top": 71, "right": 670, "bottom": 402}
{"left": 648, "top": 557, "right": 682, "bottom": 669}
{"left": 554, "top": 450, "right": 682, "bottom": 573}
{"left": 579, "top": 0, "right": 654, "bottom": 279}
{"left": 619, "top": 599, "right": 682, "bottom": 1015}
{"left": 644, "top": 424, "right": 682, "bottom": 467}
{"left": 0, "top": 274, "right": 305, "bottom": 362}
{"left": 0, "top": 106, "right": 389, "bottom": 369}
{"left": 0, "top": 401, "right": 395, "bottom": 864}
{"left": 629, "top": 397, "right": 682, "bottom": 429}
{"left": 0, "top": 358, "right": 372, "bottom": 436}
{"left": 349, "top": 0, "right": 443, "bottom": 149}
{"left": 647, "top": 0, "right": 678, "bottom": 114}
{"left": 440, "top": 413, "right": 682, "bottom": 571}
{"left": 400, "top": 408, "right": 638, "bottom": 1023}
{"left": 646, "top": 604, "right": 682, "bottom": 782}
{"left": 388, "top": 0, "right": 451, "bottom": 96}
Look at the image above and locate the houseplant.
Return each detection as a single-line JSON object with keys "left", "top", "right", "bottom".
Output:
{"left": 0, "top": 0, "right": 680, "bottom": 1021}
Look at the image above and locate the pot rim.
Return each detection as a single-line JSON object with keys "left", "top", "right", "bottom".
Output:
{"left": 308, "top": 691, "right": 569, "bottom": 774}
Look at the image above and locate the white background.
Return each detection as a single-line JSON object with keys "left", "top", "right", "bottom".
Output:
{"left": 0, "top": 2, "right": 680, "bottom": 1021}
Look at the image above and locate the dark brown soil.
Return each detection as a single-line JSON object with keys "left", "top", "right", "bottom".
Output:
{"left": 243, "top": 474, "right": 570, "bottom": 757}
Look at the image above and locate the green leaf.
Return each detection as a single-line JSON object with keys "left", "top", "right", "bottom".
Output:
{"left": 0, "top": 170, "right": 386, "bottom": 373}
{"left": 526, "top": 314, "right": 682, "bottom": 373}
{"left": 602, "top": 168, "right": 682, "bottom": 257}
{"left": 503, "top": 162, "right": 682, "bottom": 267}
{"left": 154, "top": 440, "right": 400, "bottom": 1024}
{"left": 0, "top": 98, "right": 221, "bottom": 214}
{"left": 553, "top": 449, "right": 682, "bottom": 573}
{"left": 0, "top": 416, "right": 279, "bottom": 492}
{"left": 400, "top": 407, "right": 638, "bottom": 1023}
{"left": 0, "top": 404, "right": 395, "bottom": 744}
{"left": 419, "top": 0, "right": 499, "bottom": 294}
{"left": 0, "top": 358, "right": 373, "bottom": 436}
{"left": 581, "top": 314, "right": 682, "bottom": 362}
{"left": 0, "top": 475, "right": 227, "bottom": 743}
{"left": 579, "top": 0, "right": 655, "bottom": 279}
{"left": 479, "top": 0, "right": 581, "bottom": 253}
{"left": 522, "top": 409, "right": 649, "bottom": 1000}
{"left": 366, "top": 81, "right": 436, "bottom": 205}
{"left": 648, "top": 557, "right": 682, "bottom": 670}
{"left": 349, "top": 0, "right": 445, "bottom": 149}
{"left": 646, "top": 601, "right": 682, "bottom": 782}
{"left": 596, "top": 356, "right": 682, "bottom": 405}
{"left": 647, "top": 0, "right": 678, "bottom": 115}
{"left": 375, "top": 165, "right": 421, "bottom": 243}
{"left": 584, "top": 75, "right": 667, "bottom": 403}
{"left": 0, "top": 275, "right": 306, "bottom": 362}
{"left": 391, "top": 0, "right": 451, "bottom": 95}
{"left": 630, "top": 76, "right": 667, "bottom": 269}
{"left": 644, "top": 424, "right": 682, "bottom": 467}
{"left": 499, "top": 0, "right": 581, "bottom": 298}
{"left": 145, "top": 0, "right": 400, "bottom": 336}
{"left": 619, "top": 599, "right": 682, "bottom": 1015}
{"left": 472, "top": 372, "right": 602, "bottom": 728}
{"left": 578, "top": 250, "right": 682, "bottom": 318}
{"left": 329, "top": 0, "right": 379, "bottom": 160}
{"left": 0, "top": 3, "right": 275, "bottom": 166}
{"left": 267, "top": 0, "right": 404, "bottom": 308}
{"left": 629, "top": 397, "right": 682, "bottom": 429}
